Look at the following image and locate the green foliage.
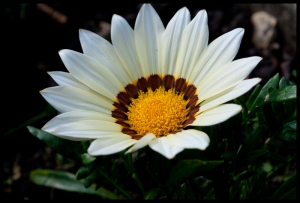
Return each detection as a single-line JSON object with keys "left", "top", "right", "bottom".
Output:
{"left": 27, "top": 75, "right": 296, "bottom": 200}
{"left": 271, "top": 173, "right": 296, "bottom": 199}
{"left": 27, "top": 126, "right": 84, "bottom": 160}
{"left": 30, "top": 169, "right": 119, "bottom": 199}
{"left": 166, "top": 160, "right": 223, "bottom": 187}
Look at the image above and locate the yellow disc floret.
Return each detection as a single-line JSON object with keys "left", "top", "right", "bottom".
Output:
{"left": 127, "top": 86, "right": 189, "bottom": 137}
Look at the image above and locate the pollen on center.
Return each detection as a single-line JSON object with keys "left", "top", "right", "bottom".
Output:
{"left": 126, "top": 86, "right": 189, "bottom": 137}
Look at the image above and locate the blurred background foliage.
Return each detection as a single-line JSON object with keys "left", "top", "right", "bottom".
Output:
{"left": 2, "top": 3, "right": 296, "bottom": 200}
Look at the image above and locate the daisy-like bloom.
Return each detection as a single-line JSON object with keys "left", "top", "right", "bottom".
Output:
{"left": 41, "top": 4, "right": 261, "bottom": 159}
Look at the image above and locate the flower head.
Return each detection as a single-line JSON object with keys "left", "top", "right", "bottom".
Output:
{"left": 41, "top": 4, "right": 261, "bottom": 159}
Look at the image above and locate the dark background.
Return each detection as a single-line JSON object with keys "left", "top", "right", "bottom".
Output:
{"left": 2, "top": 3, "right": 296, "bottom": 200}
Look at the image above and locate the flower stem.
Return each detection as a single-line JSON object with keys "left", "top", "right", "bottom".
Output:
{"left": 121, "top": 153, "right": 145, "bottom": 195}
{"left": 95, "top": 166, "right": 134, "bottom": 200}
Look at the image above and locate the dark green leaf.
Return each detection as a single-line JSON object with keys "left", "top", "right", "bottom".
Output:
{"left": 146, "top": 162, "right": 161, "bottom": 185}
{"left": 221, "top": 152, "right": 235, "bottom": 162}
{"left": 84, "top": 171, "right": 101, "bottom": 188}
{"left": 284, "top": 120, "right": 296, "bottom": 130}
{"left": 144, "top": 187, "right": 162, "bottom": 200}
{"left": 271, "top": 102, "right": 286, "bottom": 124}
{"left": 237, "top": 125, "right": 265, "bottom": 158}
{"left": 180, "top": 183, "right": 187, "bottom": 199}
{"left": 94, "top": 166, "right": 134, "bottom": 199}
{"left": 246, "top": 149, "right": 269, "bottom": 163}
{"left": 166, "top": 160, "right": 223, "bottom": 187}
{"left": 249, "top": 172, "right": 270, "bottom": 199}
{"left": 281, "top": 125, "right": 297, "bottom": 141}
{"left": 261, "top": 102, "right": 278, "bottom": 126}
{"left": 267, "top": 152, "right": 288, "bottom": 163}
{"left": 172, "top": 185, "right": 185, "bottom": 200}
{"left": 81, "top": 153, "right": 96, "bottom": 165}
{"left": 284, "top": 100, "right": 297, "bottom": 120}
{"left": 186, "top": 181, "right": 195, "bottom": 199}
{"left": 76, "top": 164, "right": 94, "bottom": 180}
{"left": 195, "top": 178, "right": 213, "bottom": 199}
{"left": 240, "top": 185, "right": 247, "bottom": 199}
{"left": 148, "top": 152, "right": 172, "bottom": 184}
{"left": 199, "top": 126, "right": 218, "bottom": 159}
{"left": 30, "top": 169, "right": 119, "bottom": 199}
{"left": 246, "top": 84, "right": 261, "bottom": 109}
{"left": 264, "top": 85, "right": 296, "bottom": 104}
{"left": 27, "top": 126, "right": 84, "bottom": 160}
{"left": 256, "top": 108, "right": 267, "bottom": 125}
{"left": 279, "top": 77, "right": 290, "bottom": 89}
{"left": 203, "top": 188, "right": 215, "bottom": 199}
{"left": 261, "top": 182, "right": 271, "bottom": 199}
{"left": 291, "top": 69, "right": 297, "bottom": 77}
{"left": 269, "top": 138, "right": 296, "bottom": 151}
{"left": 278, "top": 120, "right": 296, "bottom": 142}
{"left": 248, "top": 73, "right": 279, "bottom": 113}
{"left": 233, "top": 170, "right": 257, "bottom": 183}
{"left": 220, "top": 112, "right": 242, "bottom": 153}
{"left": 271, "top": 173, "right": 296, "bottom": 199}
{"left": 179, "top": 149, "right": 206, "bottom": 160}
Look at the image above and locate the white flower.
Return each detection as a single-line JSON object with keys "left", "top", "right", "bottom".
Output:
{"left": 40, "top": 4, "right": 261, "bottom": 159}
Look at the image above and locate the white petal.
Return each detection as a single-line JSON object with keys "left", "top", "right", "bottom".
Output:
{"left": 134, "top": 4, "right": 165, "bottom": 76}
{"left": 191, "top": 104, "right": 242, "bottom": 126}
{"left": 48, "top": 71, "right": 88, "bottom": 89}
{"left": 125, "top": 133, "right": 156, "bottom": 154}
{"left": 190, "top": 28, "right": 244, "bottom": 85}
{"left": 79, "top": 29, "right": 131, "bottom": 85}
{"left": 42, "top": 110, "right": 114, "bottom": 132}
{"left": 52, "top": 120, "right": 122, "bottom": 140}
{"left": 59, "top": 49, "right": 123, "bottom": 101}
{"left": 161, "top": 7, "right": 190, "bottom": 76}
{"left": 197, "top": 57, "right": 262, "bottom": 102}
{"left": 40, "top": 86, "right": 113, "bottom": 114}
{"left": 167, "top": 129, "right": 210, "bottom": 150}
{"left": 200, "top": 78, "right": 261, "bottom": 112}
{"left": 111, "top": 15, "right": 142, "bottom": 81}
{"left": 149, "top": 137, "right": 184, "bottom": 159}
{"left": 48, "top": 71, "right": 104, "bottom": 97}
{"left": 88, "top": 135, "right": 137, "bottom": 156}
{"left": 175, "top": 10, "right": 208, "bottom": 79}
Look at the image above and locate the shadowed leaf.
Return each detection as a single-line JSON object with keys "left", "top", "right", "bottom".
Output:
{"left": 166, "top": 160, "right": 223, "bottom": 187}
{"left": 30, "top": 169, "right": 119, "bottom": 199}
{"left": 27, "top": 126, "right": 84, "bottom": 160}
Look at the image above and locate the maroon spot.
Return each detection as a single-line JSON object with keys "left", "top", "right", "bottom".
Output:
{"left": 189, "top": 106, "right": 200, "bottom": 117}
{"left": 122, "top": 128, "right": 137, "bottom": 136}
{"left": 148, "top": 74, "right": 162, "bottom": 90}
{"left": 184, "top": 85, "right": 196, "bottom": 100}
{"left": 137, "top": 77, "right": 148, "bottom": 92}
{"left": 186, "top": 95, "right": 198, "bottom": 108}
{"left": 175, "top": 78, "right": 187, "bottom": 93}
{"left": 116, "top": 119, "right": 129, "bottom": 127}
{"left": 131, "top": 135, "right": 142, "bottom": 140}
{"left": 182, "top": 117, "right": 196, "bottom": 127}
{"left": 112, "top": 109, "right": 127, "bottom": 119}
{"left": 163, "top": 75, "right": 175, "bottom": 90}
{"left": 113, "top": 102, "right": 127, "bottom": 112}
{"left": 125, "top": 84, "right": 138, "bottom": 99}
{"left": 117, "top": 91, "right": 131, "bottom": 106}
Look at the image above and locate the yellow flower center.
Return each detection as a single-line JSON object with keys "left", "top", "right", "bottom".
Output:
{"left": 127, "top": 86, "right": 189, "bottom": 137}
